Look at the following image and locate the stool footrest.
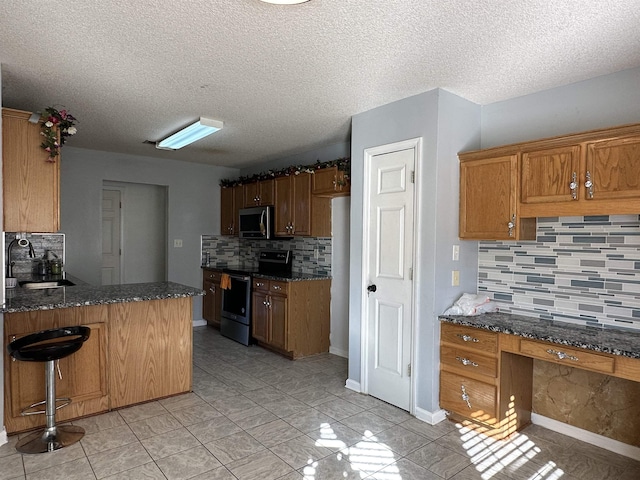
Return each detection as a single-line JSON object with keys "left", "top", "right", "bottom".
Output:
{"left": 20, "top": 397, "right": 72, "bottom": 416}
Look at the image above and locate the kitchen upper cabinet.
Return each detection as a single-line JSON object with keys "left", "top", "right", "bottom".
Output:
{"left": 312, "top": 166, "right": 350, "bottom": 197}
{"left": 244, "top": 179, "right": 275, "bottom": 207}
{"left": 520, "top": 145, "right": 581, "bottom": 205}
{"left": 586, "top": 136, "right": 640, "bottom": 203}
{"left": 460, "top": 123, "right": 640, "bottom": 238}
{"left": 2, "top": 108, "right": 60, "bottom": 233}
{"left": 459, "top": 153, "right": 536, "bottom": 240}
{"left": 220, "top": 185, "right": 243, "bottom": 236}
{"left": 202, "top": 268, "right": 222, "bottom": 328}
{"left": 274, "top": 173, "right": 312, "bottom": 236}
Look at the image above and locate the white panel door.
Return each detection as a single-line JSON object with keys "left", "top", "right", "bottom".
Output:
{"left": 365, "top": 146, "right": 415, "bottom": 411}
{"left": 101, "top": 189, "right": 122, "bottom": 285}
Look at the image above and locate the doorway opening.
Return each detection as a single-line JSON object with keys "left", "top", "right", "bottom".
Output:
{"left": 101, "top": 181, "right": 168, "bottom": 285}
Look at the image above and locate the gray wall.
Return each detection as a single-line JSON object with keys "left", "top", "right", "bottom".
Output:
{"left": 481, "top": 67, "right": 640, "bottom": 147}
{"left": 0, "top": 64, "right": 5, "bottom": 441}
{"left": 60, "top": 147, "right": 239, "bottom": 318}
{"left": 349, "top": 88, "right": 481, "bottom": 415}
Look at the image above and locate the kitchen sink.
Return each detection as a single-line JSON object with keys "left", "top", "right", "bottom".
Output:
{"left": 19, "top": 279, "right": 76, "bottom": 289}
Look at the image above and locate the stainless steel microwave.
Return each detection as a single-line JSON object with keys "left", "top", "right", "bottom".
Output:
{"left": 238, "top": 206, "right": 273, "bottom": 239}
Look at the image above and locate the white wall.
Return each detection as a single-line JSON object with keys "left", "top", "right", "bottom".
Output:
{"left": 349, "top": 88, "right": 481, "bottom": 416}
{"left": 61, "top": 147, "right": 239, "bottom": 319}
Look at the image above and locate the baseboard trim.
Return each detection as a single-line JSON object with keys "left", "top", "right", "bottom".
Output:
{"left": 414, "top": 406, "right": 447, "bottom": 425}
{"left": 192, "top": 319, "right": 207, "bottom": 327}
{"left": 345, "top": 379, "right": 361, "bottom": 393}
{"left": 329, "top": 346, "right": 348, "bottom": 358}
{"left": 0, "top": 428, "right": 7, "bottom": 448}
{"left": 531, "top": 413, "right": 640, "bottom": 460}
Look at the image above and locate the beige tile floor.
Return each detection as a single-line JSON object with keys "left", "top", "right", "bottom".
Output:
{"left": 1, "top": 325, "right": 639, "bottom": 479}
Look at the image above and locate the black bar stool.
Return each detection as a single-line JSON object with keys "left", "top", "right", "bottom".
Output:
{"left": 7, "top": 326, "right": 91, "bottom": 454}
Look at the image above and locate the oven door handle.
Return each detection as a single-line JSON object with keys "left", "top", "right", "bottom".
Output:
{"left": 227, "top": 274, "right": 251, "bottom": 282}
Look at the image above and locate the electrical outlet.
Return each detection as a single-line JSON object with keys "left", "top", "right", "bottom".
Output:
{"left": 452, "top": 270, "right": 460, "bottom": 286}
{"left": 174, "top": 239, "right": 183, "bottom": 248}
{"left": 452, "top": 245, "right": 459, "bottom": 261}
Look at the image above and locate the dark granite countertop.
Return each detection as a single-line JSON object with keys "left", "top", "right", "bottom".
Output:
{"left": 439, "top": 312, "right": 640, "bottom": 359}
{"left": 201, "top": 265, "right": 330, "bottom": 282}
{"left": 4, "top": 280, "right": 204, "bottom": 313}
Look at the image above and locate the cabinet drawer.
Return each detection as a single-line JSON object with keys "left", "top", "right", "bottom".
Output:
{"left": 440, "top": 345, "right": 498, "bottom": 378}
{"left": 520, "top": 340, "right": 614, "bottom": 374}
{"left": 253, "top": 279, "right": 269, "bottom": 292}
{"left": 203, "top": 270, "right": 221, "bottom": 281}
{"left": 269, "top": 280, "right": 288, "bottom": 295}
{"left": 440, "top": 370, "right": 497, "bottom": 420}
{"left": 441, "top": 324, "right": 498, "bottom": 356}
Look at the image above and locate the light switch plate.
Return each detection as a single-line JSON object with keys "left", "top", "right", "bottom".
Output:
{"left": 452, "top": 270, "right": 460, "bottom": 286}
{"left": 174, "top": 239, "right": 183, "bottom": 248}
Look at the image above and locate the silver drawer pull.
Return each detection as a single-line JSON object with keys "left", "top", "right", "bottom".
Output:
{"left": 461, "top": 385, "right": 472, "bottom": 409}
{"left": 456, "top": 334, "right": 479, "bottom": 343}
{"left": 455, "top": 356, "right": 478, "bottom": 367}
{"left": 546, "top": 348, "right": 579, "bottom": 362}
{"left": 273, "top": 285, "right": 282, "bottom": 290}
{"left": 256, "top": 282, "right": 265, "bottom": 287}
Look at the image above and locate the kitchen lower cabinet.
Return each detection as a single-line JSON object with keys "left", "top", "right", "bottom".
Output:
{"left": 202, "top": 268, "right": 222, "bottom": 328}
{"left": 4, "top": 306, "right": 109, "bottom": 434}
{"left": 4, "top": 297, "right": 193, "bottom": 434}
{"left": 251, "top": 277, "right": 331, "bottom": 359}
{"left": 108, "top": 298, "right": 192, "bottom": 409}
{"left": 439, "top": 323, "right": 533, "bottom": 439}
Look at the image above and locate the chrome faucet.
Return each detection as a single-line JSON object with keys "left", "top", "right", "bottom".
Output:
{"left": 7, "top": 238, "right": 35, "bottom": 278}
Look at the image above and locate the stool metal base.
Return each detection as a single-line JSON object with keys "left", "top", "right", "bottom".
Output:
{"left": 16, "top": 425, "right": 85, "bottom": 454}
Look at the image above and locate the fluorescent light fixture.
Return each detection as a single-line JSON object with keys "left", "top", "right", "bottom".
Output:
{"left": 260, "top": 0, "right": 310, "bottom": 4}
{"left": 157, "top": 117, "right": 223, "bottom": 150}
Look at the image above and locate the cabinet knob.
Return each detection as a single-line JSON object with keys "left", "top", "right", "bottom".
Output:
{"left": 256, "top": 282, "right": 264, "bottom": 287}
{"left": 456, "top": 333, "right": 479, "bottom": 343}
{"left": 507, "top": 214, "right": 516, "bottom": 237}
{"left": 584, "top": 171, "right": 594, "bottom": 199}
{"left": 273, "top": 285, "right": 281, "bottom": 291}
{"left": 455, "top": 356, "right": 478, "bottom": 367}
{"left": 461, "top": 385, "right": 472, "bottom": 409}
{"left": 546, "top": 348, "right": 579, "bottom": 362}
{"left": 569, "top": 171, "right": 578, "bottom": 200}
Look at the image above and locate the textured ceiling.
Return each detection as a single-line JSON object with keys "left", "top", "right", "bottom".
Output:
{"left": 1, "top": 0, "right": 639, "bottom": 169}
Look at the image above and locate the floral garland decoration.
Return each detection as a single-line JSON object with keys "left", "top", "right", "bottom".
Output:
{"left": 40, "top": 106, "right": 78, "bottom": 162}
{"left": 220, "top": 157, "right": 350, "bottom": 187}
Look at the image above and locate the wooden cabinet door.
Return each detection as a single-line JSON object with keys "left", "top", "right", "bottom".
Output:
{"left": 269, "top": 294, "right": 288, "bottom": 351}
{"left": 259, "top": 179, "right": 275, "bottom": 205}
{"left": 312, "top": 167, "right": 339, "bottom": 195}
{"left": 202, "top": 270, "right": 222, "bottom": 327}
{"left": 220, "top": 187, "right": 235, "bottom": 235}
{"left": 274, "top": 176, "right": 293, "bottom": 236}
{"left": 109, "top": 298, "right": 192, "bottom": 408}
{"left": 244, "top": 182, "right": 259, "bottom": 207}
{"left": 2, "top": 108, "right": 60, "bottom": 233}
{"left": 459, "top": 154, "right": 519, "bottom": 240}
{"left": 292, "top": 172, "right": 311, "bottom": 236}
{"left": 520, "top": 145, "right": 581, "bottom": 204}
{"left": 586, "top": 137, "right": 640, "bottom": 202}
{"left": 251, "top": 292, "right": 269, "bottom": 343}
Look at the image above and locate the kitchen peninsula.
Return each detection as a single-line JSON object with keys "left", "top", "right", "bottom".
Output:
{"left": 3, "top": 281, "right": 203, "bottom": 434}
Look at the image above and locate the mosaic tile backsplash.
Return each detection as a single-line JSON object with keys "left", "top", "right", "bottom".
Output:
{"left": 478, "top": 215, "right": 640, "bottom": 331}
{"left": 5, "top": 233, "right": 65, "bottom": 276}
{"left": 201, "top": 235, "right": 332, "bottom": 276}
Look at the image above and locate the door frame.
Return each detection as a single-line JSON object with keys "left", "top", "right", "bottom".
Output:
{"left": 101, "top": 186, "right": 125, "bottom": 285}
{"left": 360, "top": 137, "right": 422, "bottom": 414}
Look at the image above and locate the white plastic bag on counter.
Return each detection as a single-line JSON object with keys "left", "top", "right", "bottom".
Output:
{"left": 443, "top": 293, "right": 498, "bottom": 316}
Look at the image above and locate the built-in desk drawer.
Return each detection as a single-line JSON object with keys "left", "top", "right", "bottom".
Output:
{"left": 440, "top": 370, "right": 497, "bottom": 421}
{"left": 520, "top": 339, "right": 615, "bottom": 374}
{"left": 441, "top": 323, "right": 498, "bottom": 355}
{"left": 440, "top": 344, "right": 498, "bottom": 378}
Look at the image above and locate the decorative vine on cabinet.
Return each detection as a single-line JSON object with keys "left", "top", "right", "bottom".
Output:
{"left": 459, "top": 123, "right": 640, "bottom": 240}
{"left": 2, "top": 108, "right": 60, "bottom": 233}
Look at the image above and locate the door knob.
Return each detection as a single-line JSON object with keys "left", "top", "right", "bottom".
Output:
{"left": 367, "top": 284, "right": 377, "bottom": 294}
